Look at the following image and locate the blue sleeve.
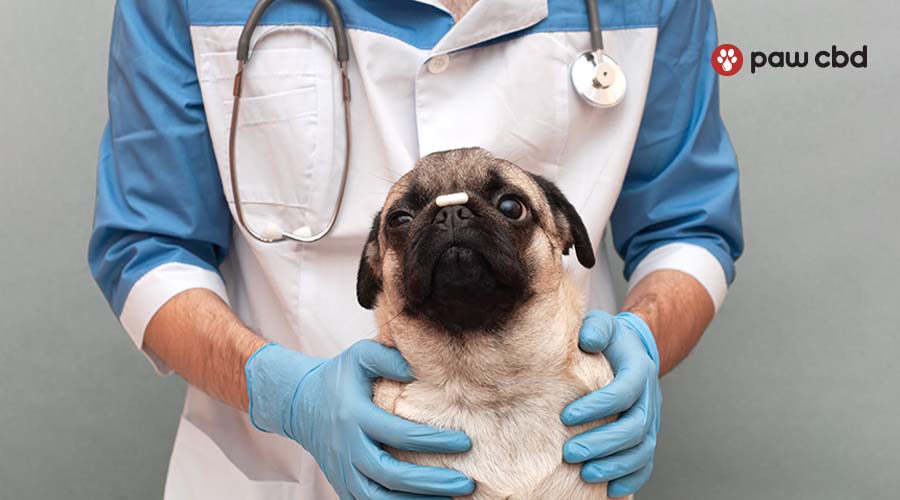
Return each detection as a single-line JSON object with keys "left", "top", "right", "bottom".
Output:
{"left": 88, "top": 0, "right": 231, "bottom": 319}
{"left": 611, "top": 0, "right": 744, "bottom": 285}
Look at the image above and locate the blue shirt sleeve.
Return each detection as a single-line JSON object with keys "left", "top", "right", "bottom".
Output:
{"left": 88, "top": 0, "right": 232, "bottom": 317}
{"left": 611, "top": 0, "right": 744, "bottom": 284}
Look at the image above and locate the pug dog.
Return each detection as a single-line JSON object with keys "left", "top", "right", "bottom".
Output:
{"left": 356, "top": 148, "right": 626, "bottom": 500}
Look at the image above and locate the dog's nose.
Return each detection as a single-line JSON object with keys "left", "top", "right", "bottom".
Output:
{"left": 433, "top": 205, "right": 473, "bottom": 228}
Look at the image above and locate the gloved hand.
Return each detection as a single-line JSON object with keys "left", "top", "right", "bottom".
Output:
{"left": 561, "top": 311, "right": 662, "bottom": 498}
{"left": 246, "top": 340, "right": 476, "bottom": 500}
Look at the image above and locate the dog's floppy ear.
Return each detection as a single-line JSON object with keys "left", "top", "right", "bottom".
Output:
{"left": 356, "top": 210, "right": 383, "bottom": 309}
{"left": 529, "top": 174, "right": 595, "bottom": 268}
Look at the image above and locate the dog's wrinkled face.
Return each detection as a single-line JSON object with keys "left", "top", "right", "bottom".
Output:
{"left": 357, "top": 148, "right": 595, "bottom": 334}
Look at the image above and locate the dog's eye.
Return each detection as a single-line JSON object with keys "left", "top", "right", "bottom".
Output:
{"left": 497, "top": 196, "right": 526, "bottom": 221}
{"left": 387, "top": 211, "right": 413, "bottom": 228}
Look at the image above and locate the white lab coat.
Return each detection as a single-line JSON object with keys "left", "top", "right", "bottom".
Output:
{"left": 95, "top": 1, "right": 736, "bottom": 498}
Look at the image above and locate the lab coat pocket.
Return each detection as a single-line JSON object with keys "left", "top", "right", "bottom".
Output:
{"left": 224, "top": 86, "right": 325, "bottom": 234}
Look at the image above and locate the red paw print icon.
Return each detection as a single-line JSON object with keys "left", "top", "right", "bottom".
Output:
{"left": 711, "top": 44, "right": 743, "bottom": 76}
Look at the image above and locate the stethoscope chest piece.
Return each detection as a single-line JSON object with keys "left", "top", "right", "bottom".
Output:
{"left": 571, "top": 50, "right": 627, "bottom": 108}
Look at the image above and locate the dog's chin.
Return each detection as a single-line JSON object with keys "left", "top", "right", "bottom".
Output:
{"left": 433, "top": 246, "right": 492, "bottom": 290}
{"left": 403, "top": 240, "right": 530, "bottom": 334}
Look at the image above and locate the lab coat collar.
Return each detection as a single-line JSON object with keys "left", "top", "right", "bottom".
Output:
{"left": 414, "top": 0, "right": 549, "bottom": 55}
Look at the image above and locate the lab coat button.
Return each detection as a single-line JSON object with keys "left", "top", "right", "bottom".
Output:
{"left": 427, "top": 54, "right": 450, "bottom": 74}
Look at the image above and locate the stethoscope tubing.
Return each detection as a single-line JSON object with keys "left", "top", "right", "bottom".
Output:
{"left": 229, "top": 0, "right": 352, "bottom": 243}
{"left": 237, "top": 0, "right": 350, "bottom": 63}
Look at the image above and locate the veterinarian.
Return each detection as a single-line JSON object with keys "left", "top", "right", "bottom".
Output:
{"left": 89, "top": 0, "right": 742, "bottom": 498}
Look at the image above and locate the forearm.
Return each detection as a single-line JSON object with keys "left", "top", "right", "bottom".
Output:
{"left": 144, "top": 288, "right": 267, "bottom": 411}
{"left": 622, "top": 269, "right": 715, "bottom": 376}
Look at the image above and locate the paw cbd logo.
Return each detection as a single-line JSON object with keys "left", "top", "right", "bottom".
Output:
{"left": 711, "top": 43, "right": 868, "bottom": 76}
{"left": 712, "top": 44, "right": 744, "bottom": 76}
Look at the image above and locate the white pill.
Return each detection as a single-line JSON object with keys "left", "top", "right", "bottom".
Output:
{"left": 261, "top": 222, "right": 285, "bottom": 241}
{"left": 435, "top": 192, "right": 469, "bottom": 207}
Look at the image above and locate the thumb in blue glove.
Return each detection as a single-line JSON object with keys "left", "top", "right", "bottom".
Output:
{"left": 561, "top": 311, "right": 662, "bottom": 498}
{"left": 246, "top": 340, "right": 476, "bottom": 500}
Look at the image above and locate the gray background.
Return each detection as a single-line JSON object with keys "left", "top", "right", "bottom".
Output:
{"left": 1, "top": 1, "right": 897, "bottom": 499}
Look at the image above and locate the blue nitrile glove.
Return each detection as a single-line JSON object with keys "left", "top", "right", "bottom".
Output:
{"left": 246, "top": 340, "right": 476, "bottom": 500}
{"left": 561, "top": 311, "right": 662, "bottom": 498}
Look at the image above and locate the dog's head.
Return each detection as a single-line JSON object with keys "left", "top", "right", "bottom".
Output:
{"left": 356, "top": 148, "right": 594, "bottom": 334}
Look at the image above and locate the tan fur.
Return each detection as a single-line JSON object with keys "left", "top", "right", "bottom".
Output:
{"left": 367, "top": 149, "right": 629, "bottom": 499}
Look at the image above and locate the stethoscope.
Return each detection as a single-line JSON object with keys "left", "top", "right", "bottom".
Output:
{"left": 229, "top": 0, "right": 626, "bottom": 244}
